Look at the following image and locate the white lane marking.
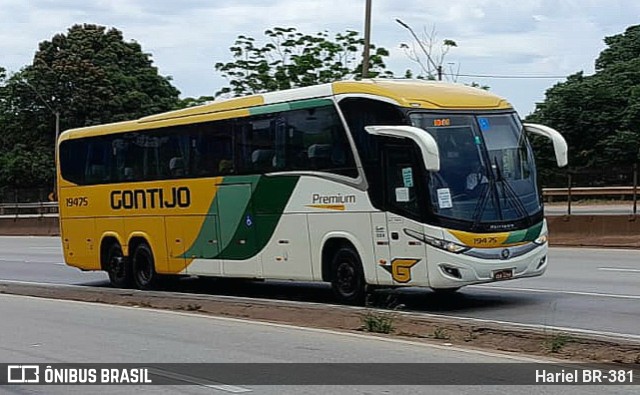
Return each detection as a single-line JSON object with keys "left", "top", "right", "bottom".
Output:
{"left": 421, "top": 313, "right": 640, "bottom": 342}
{"left": 28, "top": 246, "right": 62, "bottom": 250}
{"left": 0, "top": 259, "right": 65, "bottom": 265}
{"left": 149, "top": 368, "right": 251, "bottom": 393}
{"left": 472, "top": 285, "right": 640, "bottom": 300}
{"left": 598, "top": 267, "right": 640, "bottom": 273}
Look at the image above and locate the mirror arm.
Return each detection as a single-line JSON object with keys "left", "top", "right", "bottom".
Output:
{"left": 524, "top": 123, "right": 568, "bottom": 168}
{"left": 365, "top": 125, "right": 440, "bottom": 171}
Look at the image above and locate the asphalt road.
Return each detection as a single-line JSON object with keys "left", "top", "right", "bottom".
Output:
{"left": 0, "top": 294, "right": 635, "bottom": 394}
{"left": 0, "top": 236, "right": 639, "bottom": 339}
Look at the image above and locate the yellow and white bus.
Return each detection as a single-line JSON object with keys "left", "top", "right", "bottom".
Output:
{"left": 57, "top": 79, "right": 567, "bottom": 304}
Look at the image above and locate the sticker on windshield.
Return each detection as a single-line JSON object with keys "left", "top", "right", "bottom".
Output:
{"left": 402, "top": 167, "right": 414, "bottom": 187}
{"left": 437, "top": 188, "right": 453, "bottom": 209}
{"left": 478, "top": 117, "right": 490, "bottom": 131}
{"left": 395, "top": 187, "right": 410, "bottom": 202}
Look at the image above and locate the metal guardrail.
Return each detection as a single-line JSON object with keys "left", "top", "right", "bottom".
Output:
{"left": 544, "top": 186, "right": 638, "bottom": 215}
{"left": 1, "top": 186, "right": 638, "bottom": 217}
{"left": 0, "top": 202, "right": 59, "bottom": 217}
{"left": 542, "top": 186, "right": 638, "bottom": 196}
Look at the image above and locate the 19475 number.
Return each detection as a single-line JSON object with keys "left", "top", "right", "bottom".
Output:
{"left": 66, "top": 197, "right": 88, "bottom": 207}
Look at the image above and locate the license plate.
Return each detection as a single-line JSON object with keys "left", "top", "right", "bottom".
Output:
{"left": 493, "top": 268, "right": 514, "bottom": 281}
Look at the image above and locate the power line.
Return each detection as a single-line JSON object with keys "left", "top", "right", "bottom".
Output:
{"left": 455, "top": 73, "right": 570, "bottom": 79}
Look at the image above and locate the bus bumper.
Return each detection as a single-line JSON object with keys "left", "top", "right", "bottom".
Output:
{"left": 426, "top": 242, "right": 548, "bottom": 289}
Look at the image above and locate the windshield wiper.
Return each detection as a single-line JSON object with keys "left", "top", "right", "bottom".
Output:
{"left": 492, "top": 156, "right": 530, "bottom": 222}
{"left": 471, "top": 164, "right": 502, "bottom": 229}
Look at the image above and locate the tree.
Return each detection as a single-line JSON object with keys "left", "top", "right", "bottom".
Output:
{"left": 176, "top": 95, "right": 215, "bottom": 109}
{"left": 397, "top": 21, "right": 458, "bottom": 81}
{"left": 396, "top": 20, "right": 488, "bottom": 90}
{"left": 527, "top": 25, "right": 640, "bottom": 186}
{"left": 22, "top": 24, "right": 181, "bottom": 133}
{"left": 1, "top": 67, "right": 53, "bottom": 194}
{"left": 0, "top": 24, "right": 181, "bottom": 193}
{"left": 214, "top": 27, "right": 393, "bottom": 97}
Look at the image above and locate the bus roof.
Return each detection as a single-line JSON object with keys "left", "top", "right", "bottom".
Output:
{"left": 59, "top": 79, "right": 512, "bottom": 140}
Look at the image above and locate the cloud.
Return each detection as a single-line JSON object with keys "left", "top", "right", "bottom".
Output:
{"left": 2, "top": 0, "right": 639, "bottom": 115}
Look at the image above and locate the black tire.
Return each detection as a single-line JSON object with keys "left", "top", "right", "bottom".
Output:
{"left": 106, "top": 243, "right": 132, "bottom": 288}
{"left": 330, "top": 246, "right": 366, "bottom": 305}
{"left": 132, "top": 242, "right": 159, "bottom": 290}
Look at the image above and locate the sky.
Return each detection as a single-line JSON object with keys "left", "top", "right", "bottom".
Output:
{"left": 1, "top": 0, "right": 639, "bottom": 116}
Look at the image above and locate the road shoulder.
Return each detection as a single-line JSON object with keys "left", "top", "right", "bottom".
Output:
{"left": 0, "top": 280, "right": 638, "bottom": 365}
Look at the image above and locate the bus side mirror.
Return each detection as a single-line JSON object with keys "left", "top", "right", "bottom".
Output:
{"left": 365, "top": 125, "right": 440, "bottom": 171}
{"left": 524, "top": 123, "right": 568, "bottom": 168}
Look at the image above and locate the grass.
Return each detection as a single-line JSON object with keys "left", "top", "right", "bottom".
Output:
{"left": 544, "top": 333, "right": 572, "bottom": 353}
{"left": 433, "top": 327, "right": 451, "bottom": 340}
{"left": 361, "top": 312, "right": 395, "bottom": 334}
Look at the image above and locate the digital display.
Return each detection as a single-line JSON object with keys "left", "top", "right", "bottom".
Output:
{"left": 433, "top": 118, "right": 451, "bottom": 127}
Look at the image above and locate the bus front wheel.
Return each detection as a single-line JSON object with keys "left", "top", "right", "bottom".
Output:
{"left": 106, "top": 243, "right": 132, "bottom": 288}
{"left": 330, "top": 247, "right": 365, "bottom": 305}
{"left": 132, "top": 242, "right": 159, "bottom": 290}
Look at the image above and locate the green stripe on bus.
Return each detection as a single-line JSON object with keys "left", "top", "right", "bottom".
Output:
{"left": 504, "top": 229, "right": 527, "bottom": 244}
{"left": 216, "top": 175, "right": 299, "bottom": 260}
{"left": 523, "top": 222, "right": 543, "bottom": 241}
{"left": 182, "top": 175, "right": 260, "bottom": 259}
{"left": 504, "top": 222, "right": 543, "bottom": 244}
{"left": 249, "top": 98, "right": 333, "bottom": 116}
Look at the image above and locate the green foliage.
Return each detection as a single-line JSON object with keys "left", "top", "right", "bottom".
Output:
{"left": 176, "top": 96, "right": 215, "bottom": 109}
{"left": 24, "top": 24, "right": 180, "bottom": 129}
{"left": 432, "top": 327, "right": 450, "bottom": 340}
{"left": 544, "top": 333, "right": 572, "bottom": 353}
{"left": 0, "top": 144, "right": 54, "bottom": 188}
{"left": 215, "top": 27, "right": 393, "bottom": 97}
{"left": 361, "top": 312, "right": 395, "bottom": 334}
{"left": 528, "top": 25, "right": 640, "bottom": 185}
{"left": 0, "top": 24, "right": 181, "bottom": 191}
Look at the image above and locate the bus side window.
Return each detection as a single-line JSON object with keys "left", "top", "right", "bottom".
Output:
{"left": 234, "top": 116, "right": 276, "bottom": 174}
{"left": 339, "top": 98, "right": 407, "bottom": 208}
{"left": 59, "top": 139, "right": 87, "bottom": 184}
{"left": 282, "top": 106, "right": 357, "bottom": 177}
{"left": 84, "top": 139, "right": 111, "bottom": 184}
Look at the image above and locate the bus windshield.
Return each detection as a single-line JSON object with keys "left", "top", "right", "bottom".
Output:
{"left": 409, "top": 113, "right": 541, "bottom": 227}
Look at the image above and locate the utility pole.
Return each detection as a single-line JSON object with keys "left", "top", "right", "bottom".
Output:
{"left": 20, "top": 79, "right": 61, "bottom": 200}
{"left": 362, "top": 0, "right": 372, "bottom": 78}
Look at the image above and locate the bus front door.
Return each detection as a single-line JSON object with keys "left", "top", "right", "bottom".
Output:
{"left": 382, "top": 145, "right": 429, "bottom": 286}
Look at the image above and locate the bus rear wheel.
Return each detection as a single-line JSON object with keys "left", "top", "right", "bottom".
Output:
{"left": 132, "top": 242, "right": 158, "bottom": 290}
{"left": 106, "top": 243, "right": 132, "bottom": 288}
{"left": 330, "top": 247, "right": 365, "bottom": 305}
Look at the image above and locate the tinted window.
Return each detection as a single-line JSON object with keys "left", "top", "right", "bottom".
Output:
{"left": 59, "top": 104, "right": 357, "bottom": 185}
{"left": 59, "top": 139, "right": 87, "bottom": 185}
{"left": 339, "top": 98, "right": 407, "bottom": 208}
{"left": 280, "top": 106, "right": 357, "bottom": 177}
{"left": 233, "top": 105, "right": 357, "bottom": 177}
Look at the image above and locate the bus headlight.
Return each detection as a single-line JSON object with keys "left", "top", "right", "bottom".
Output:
{"left": 440, "top": 240, "right": 470, "bottom": 253}
{"left": 534, "top": 234, "right": 548, "bottom": 245}
{"left": 404, "top": 229, "right": 470, "bottom": 254}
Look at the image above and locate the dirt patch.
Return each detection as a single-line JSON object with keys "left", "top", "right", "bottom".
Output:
{"left": 1, "top": 281, "right": 638, "bottom": 365}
